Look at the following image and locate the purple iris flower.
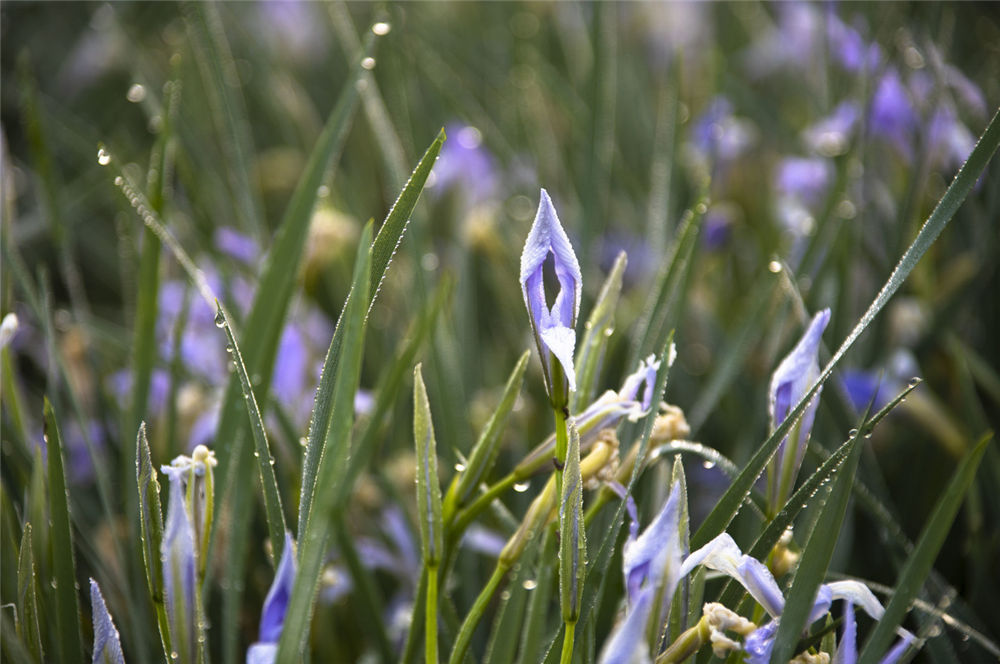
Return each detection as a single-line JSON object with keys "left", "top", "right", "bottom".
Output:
{"left": 432, "top": 123, "right": 499, "bottom": 207}
{"left": 927, "top": 106, "right": 975, "bottom": 172}
{"left": 841, "top": 370, "right": 897, "bottom": 413}
{"left": 826, "top": 14, "right": 870, "bottom": 73}
{"left": 702, "top": 205, "right": 735, "bottom": 251}
{"left": 599, "top": 477, "right": 684, "bottom": 664}
{"left": 107, "top": 368, "right": 171, "bottom": 416}
{"left": 161, "top": 464, "right": 198, "bottom": 664}
{"left": 691, "top": 97, "right": 756, "bottom": 167}
{"left": 520, "top": 189, "right": 582, "bottom": 404}
{"left": 803, "top": 102, "right": 859, "bottom": 157}
{"left": 870, "top": 68, "right": 918, "bottom": 159}
{"left": 247, "top": 532, "right": 296, "bottom": 664}
{"left": 767, "top": 309, "right": 831, "bottom": 511}
{"left": 89, "top": 579, "right": 125, "bottom": 664}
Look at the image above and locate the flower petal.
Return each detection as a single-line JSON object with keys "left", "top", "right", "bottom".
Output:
{"left": 259, "top": 532, "right": 296, "bottom": 644}
{"left": 597, "top": 587, "right": 654, "bottom": 664}
{"left": 89, "top": 579, "right": 125, "bottom": 664}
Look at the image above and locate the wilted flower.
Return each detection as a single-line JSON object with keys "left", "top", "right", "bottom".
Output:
{"left": 767, "top": 308, "right": 831, "bottom": 513}
{"left": 520, "top": 189, "right": 582, "bottom": 408}
{"left": 247, "top": 532, "right": 296, "bottom": 664}
{"left": 89, "top": 579, "right": 125, "bottom": 664}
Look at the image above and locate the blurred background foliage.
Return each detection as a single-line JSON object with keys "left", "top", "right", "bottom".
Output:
{"left": 2, "top": 1, "right": 999, "bottom": 662}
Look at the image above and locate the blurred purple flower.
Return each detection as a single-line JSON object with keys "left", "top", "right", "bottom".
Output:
{"left": 927, "top": 106, "right": 976, "bottom": 172}
{"left": 432, "top": 124, "right": 499, "bottom": 207}
{"left": 767, "top": 308, "right": 831, "bottom": 511}
{"left": 775, "top": 157, "right": 833, "bottom": 207}
{"left": 107, "top": 368, "right": 171, "bottom": 416}
{"left": 215, "top": 226, "right": 260, "bottom": 265}
{"left": 870, "top": 68, "right": 917, "bottom": 158}
{"left": 702, "top": 205, "right": 734, "bottom": 251}
{"left": 596, "top": 234, "right": 656, "bottom": 287}
{"left": 520, "top": 189, "right": 582, "bottom": 403}
{"left": 89, "top": 579, "right": 125, "bottom": 664}
{"left": 691, "top": 97, "right": 756, "bottom": 166}
{"left": 256, "top": 0, "right": 328, "bottom": 64}
{"left": 803, "top": 102, "right": 860, "bottom": 157}
{"left": 247, "top": 532, "right": 296, "bottom": 664}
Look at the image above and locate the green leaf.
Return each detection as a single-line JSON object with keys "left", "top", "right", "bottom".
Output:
{"left": 769, "top": 427, "right": 864, "bottom": 663}
{"left": 559, "top": 420, "right": 586, "bottom": 623}
{"left": 572, "top": 252, "right": 626, "bottom": 411}
{"left": 185, "top": 3, "right": 266, "bottom": 238}
{"left": 414, "top": 364, "right": 445, "bottom": 566}
{"left": 339, "top": 274, "right": 453, "bottom": 509}
{"left": 42, "top": 398, "right": 84, "bottom": 663}
{"left": 447, "top": 350, "right": 531, "bottom": 516}
{"left": 278, "top": 221, "right": 372, "bottom": 660}
{"left": 215, "top": 302, "right": 288, "bottom": 562}
{"left": 17, "top": 523, "right": 44, "bottom": 663}
{"left": 135, "top": 423, "right": 171, "bottom": 660}
{"left": 857, "top": 434, "right": 991, "bottom": 664}
{"left": 297, "top": 128, "right": 446, "bottom": 537}
{"left": 693, "top": 104, "right": 1000, "bottom": 550}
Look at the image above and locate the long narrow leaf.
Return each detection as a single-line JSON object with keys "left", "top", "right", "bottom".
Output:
{"left": 42, "top": 398, "right": 84, "bottom": 663}
{"left": 559, "top": 420, "right": 586, "bottom": 623}
{"left": 769, "top": 427, "right": 864, "bottom": 663}
{"left": 215, "top": 302, "right": 287, "bottom": 561}
{"left": 857, "top": 434, "right": 991, "bottom": 664}
{"left": 278, "top": 222, "right": 372, "bottom": 660}
{"left": 298, "top": 129, "right": 445, "bottom": 536}
{"left": 693, "top": 106, "right": 1000, "bottom": 549}
{"left": 415, "top": 365, "right": 445, "bottom": 566}
{"left": 135, "top": 422, "right": 171, "bottom": 660}
{"left": 17, "top": 523, "right": 44, "bottom": 663}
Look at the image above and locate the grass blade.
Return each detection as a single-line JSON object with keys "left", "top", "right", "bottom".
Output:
{"left": 215, "top": 302, "right": 287, "bottom": 562}
{"left": 857, "top": 434, "right": 991, "bottom": 664}
{"left": 572, "top": 251, "right": 626, "bottom": 411}
{"left": 446, "top": 350, "right": 531, "bottom": 517}
{"left": 769, "top": 426, "right": 864, "bottom": 663}
{"left": 136, "top": 423, "right": 171, "bottom": 660}
{"left": 17, "top": 523, "right": 44, "bottom": 663}
{"left": 42, "top": 398, "right": 84, "bottom": 663}
{"left": 415, "top": 364, "right": 445, "bottom": 663}
{"left": 693, "top": 106, "right": 1000, "bottom": 549}
{"left": 298, "top": 129, "right": 446, "bottom": 536}
{"left": 278, "top": 221, "right": 372, "bottom": 660}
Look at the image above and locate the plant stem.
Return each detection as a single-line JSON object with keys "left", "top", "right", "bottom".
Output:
{"left": 448, "top": 563, "right": 509, "bottom": 664}
{"left": 449, "top": 472, "right": 518, "bottom": 537}
{"left": 426, "top": 565, "right": 439, "bottom": 664}
{"left": 553, "top": 405, "right": 569, "bottom": 501}
{"left": 559, "top": 620, "right": 577, "bottom": 664}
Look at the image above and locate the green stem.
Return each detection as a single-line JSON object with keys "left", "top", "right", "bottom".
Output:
{"left": 448, "top": 563, "right": 509, "bottom": 664}
{"left": 426, "top": 565, "right": 439, "bottom": 664}
{"left": 449, "top": 472, "right": 518, "bottom": 537}
{"left": 559, "top": 620, "right": 577, "bottom": 664}
{"left": 553, "top": 405, "right": 569, "bottom": 502}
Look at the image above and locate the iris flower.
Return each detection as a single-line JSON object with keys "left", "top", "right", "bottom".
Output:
{"left": 520, "top": 189, "right": 582, "bottom": 407}
{"left": 161, "top": 463, "right": 198, "bottom": 664}
{"left": 767, "top": 308, "right": 831, "bottom": 512}
{"left": 599, "top": 477, "right": 684, "bottom": 664}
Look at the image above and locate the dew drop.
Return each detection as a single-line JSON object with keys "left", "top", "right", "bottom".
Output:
{"left": 513, "top": 481, "right": 530, "bottom": 493}
{"left": 299, "top": 437, "right": 308, "bottom": 448}
{"left": 127, "top": 83, "right": 146, "bottom": 103}
{"left": 768, "top": 260, "right": 782, "bottom": 274}
{"left": 702, "top": 460, "right": 716, "bottom": 469}
{"left": 371, "top": 21, "right": 391, "bottom": 36}
{"left": 908, "top": 376, "right": 920, "bottom": 387}
{"left": 500, "top": 590, "right": 511, "bottom": 601}
{"left": 522, "top": 579, "right": 537, "bottom": 590}
{"left": 361, "top": 56, "right": 376, "bottom": 70}
{"left": 225, "top": 344, "right": 233, "bottom": 353}
{"left": 214, "top": 311, "right": 225, "bottom": 327}
{"left": 97, "top": 147, "right": 111, "bottom": 166}
{"left": 848, "top": 428, "right": 859, "bottom": 438}
{"left": 454, "top": 463, "right": 466, "bottom": 472}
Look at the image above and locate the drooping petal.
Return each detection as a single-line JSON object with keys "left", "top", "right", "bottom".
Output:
{"left": 89, "top": 579, "right": 125, "bottom": 664}
{"left": 832, "top": 601, "right": 858, "bottom": 664}
{"left": 742, "top": 620, "right": 777, "bottom": 664}
{"left": 679, "top": 534, "right": 784, "bottom": 618}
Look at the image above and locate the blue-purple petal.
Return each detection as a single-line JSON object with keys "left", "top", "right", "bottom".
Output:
{"left": 258, "top": 532, "right": 296, "bottom": 643}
